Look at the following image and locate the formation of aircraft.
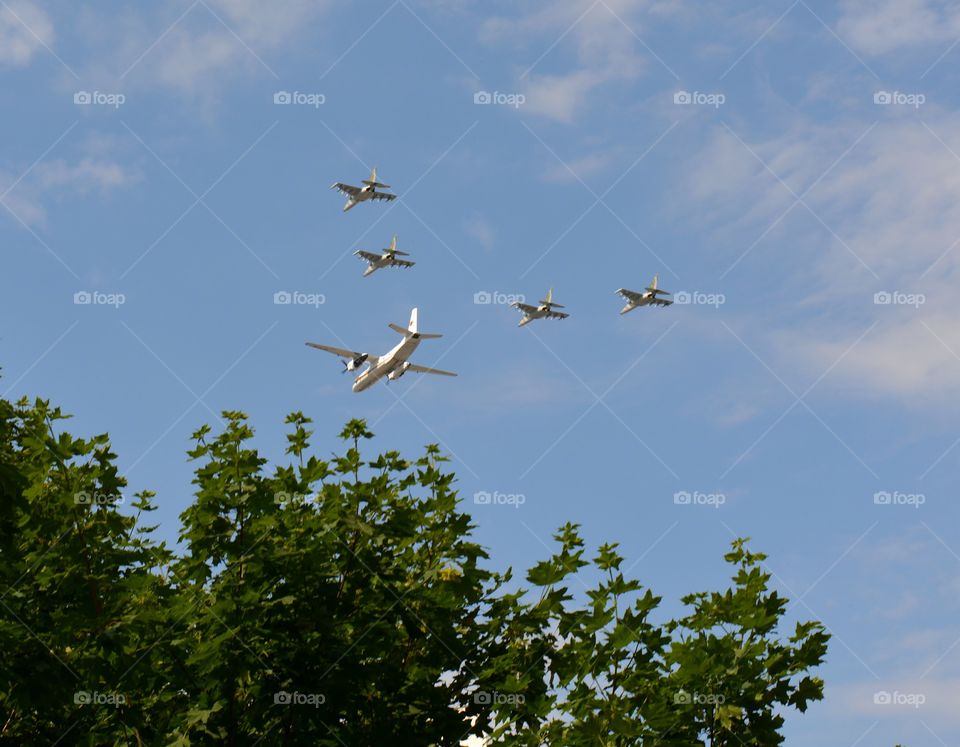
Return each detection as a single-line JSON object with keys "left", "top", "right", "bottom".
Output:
{"left": 512, "top": 288, "right": 569, "bottom": 327}
{"left": 615, "top": 274, "right": 673, "bottom": 314}
{"left": 305, "top": 308, "right": 456, "bottom": 392}
{"left": 319, "top": 166, "right": 676, "bottom": 391}
{"left": 354, "top": 235, "right": 415, "bottom": 277}
{"left": 331, "top": 166, "right": 397, "bottom": 212}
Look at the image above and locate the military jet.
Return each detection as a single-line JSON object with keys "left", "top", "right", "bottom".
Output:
{"left": 305, "top": 308, "right": 456, "bottom": 392}
{"left": 513, "top": 288, "right": 569, "bottom": 327}
{"left": 615, "top": 274, "right": 673, "bottom": 314}
{"left": 331, "top": 166, "right": 397, "bottom": 212}
{"left": 354, "top": 235, "right": 415, "bottom": 277}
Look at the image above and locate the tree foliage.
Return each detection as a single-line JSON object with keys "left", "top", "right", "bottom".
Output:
{"left": 0, "top": 393, "right": 830, "bottom": 745}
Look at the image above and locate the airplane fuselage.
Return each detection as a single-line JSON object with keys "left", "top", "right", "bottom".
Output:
{"left": 621, "top": 293, "right": 655, "bottom": 314}
{"left": 343, "top": 185, "right": 378, "bottom": 212}
{"left": 362, "top": 254, "right": 392, "bottom": 276}
{"left": 351, "top": 335, "right": 423, "bottom": 392}
{"left": 518, "top": 306, "right": 551, "bottom": 327}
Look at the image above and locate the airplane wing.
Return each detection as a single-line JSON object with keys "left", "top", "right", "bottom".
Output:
{"left": 405, "top": 363, "right": 457, "bottom": 377}
{"left": 369, "top": 192, "right": 396, "bottom": 202}
{"left": 331, "top": 182, "right": 361, "bottom": 196}
{"left": 305, "top": 342, "right": 364, "bottom": 359}
{"left": 651, "top": 298, "right": 673, "bottom": 307}
{"left": 514, "top": 302, "right": 539, "bottom": 314}
{"left": 617, "top": 288, "right": 644, "bottom": 303}
{"left": 545, "top": 310, "right": 569, "bottom": 320}
{"left": 354, "top": 250, "right": 381, "bottom": 262}
{"left": 389, "top": 258, "right": 415, "bottom": 268}
{"left": 647, "top": 287, "right": 671, "bottom": 296}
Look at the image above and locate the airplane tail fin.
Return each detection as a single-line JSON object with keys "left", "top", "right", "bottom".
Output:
{"left": 646, "top": 273, "right": 670, "bottom": 295}
{"left": 386, "top": 236, "right": 409, "bottom": 256}
{"left": 540, "top": 287, "right": 565, "bottom": 308}
{"left": 362, "top": 166, "right": 390, "bottom": 188}
{"left": 395, "top": 307, "right": 442, "bottom": 339}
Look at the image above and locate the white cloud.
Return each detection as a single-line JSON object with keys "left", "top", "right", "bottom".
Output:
{"left": 682, "top": 113, "right": 960, "bottom": 408}
{"left": 33, "top": 158, "right": 135, "bottom": 193}
{"left": 837, "top": 0, "right": 960, "bottom": 56}
{"left": 0, "top": 1, "right": 54, "bottom": 68}
{"left": 523, "top": 68, "right": 614, "bottom": 124}
{"left": 463, "top": 214, "right": 496, "bottom": 251}
{"left": 205, "top": 0, "right": 325, "bottom": 47}
{"left": 480, "top": 1, "right": 665, "bottom": 123}
{"left": 0, "top": 155, "right": 139, "bottom": 228}
{"left": 776, "top": 314, "right": 960, "bottom": 408}
{"left": 70, "top": 1, "right": 333, "bottom": 95}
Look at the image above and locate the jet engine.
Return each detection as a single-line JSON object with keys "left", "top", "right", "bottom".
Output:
{"left": 342, "top": 353, "right": 368, "bottom": 372}
{"left": 387, "top": 362, "right": 411, "bottom": 380}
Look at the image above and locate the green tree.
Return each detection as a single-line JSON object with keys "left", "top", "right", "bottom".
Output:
{"left": 0, "top": 397, "right": 173, "bottom": 743}
{"left": 478, "top": 528, "right": 828, "bottom": 746}
{"left": 0, "top": 390, "right": 832, "bottom": 745}
{"left": 165, "top": 412, "right": 499, "bottom": 745}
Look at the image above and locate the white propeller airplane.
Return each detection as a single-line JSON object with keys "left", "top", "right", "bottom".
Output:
{"left": 305, "top": 308, "right": 456, "bottom": 392}
{"left": 331, "top": 166, "right": 397, "bottom": 212}
{"left": 354, "top": 235, "right": 415, "bottom": 277}
{"left": 616, "top": 274, "right": 673, "bottom": 314}
{"left": 513, "top": 288, "right": 569, "bottom": 327}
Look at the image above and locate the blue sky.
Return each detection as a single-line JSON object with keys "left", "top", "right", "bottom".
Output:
{"left": 3, "top": 0, "right": 960, "bottom": 743}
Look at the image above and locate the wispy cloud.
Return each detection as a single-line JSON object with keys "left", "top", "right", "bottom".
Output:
{"left": 682, "top": 112, "right": 960, "bottom": 408}
{"left": 0, "top": 0, "right": 54, "bottom": 68}
{"left": 68, "top": 1, "right": 333, "bottom": 95}
{"left": 463, "top": 214, "right": 496, "bottom": 251}
{"left": 480, "top": 1, "right": 675, "bottom": 123}
{"left": 837, "top": 0, "right": 960, "bottom": 56}
{"left": 1, "top": 153, "right": 140, "bottom": 228}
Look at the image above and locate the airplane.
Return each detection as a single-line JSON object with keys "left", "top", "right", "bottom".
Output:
{"left": 615, "top": 274, "right": 673, "bottom": 314}
{"left": 305, "top": 308, "right": 456, "bottom": 392}
{"left": 512, "top": 288, "right": 569, "bottom": 327}
{"left": 354, "top": 235, "right": 415, "bottom": 277}
{"left": 331, "top": 166, "right": 397, "bottom": 212}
